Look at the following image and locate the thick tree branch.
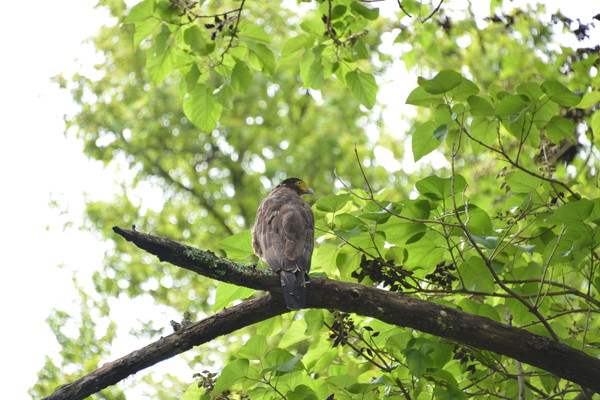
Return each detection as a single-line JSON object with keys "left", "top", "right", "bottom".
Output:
{"left": 112, "top": 227, "right": 600, "bottom": 389}
{"left": 45, "top": 227, "right": 600, "bottom": 399}
{"left": 43, "top": 294, "right": 288, "bottom": 400}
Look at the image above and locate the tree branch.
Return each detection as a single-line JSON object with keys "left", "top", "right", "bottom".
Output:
{"left": 45, "top": 227, "right": 600, "bottom": 399}
{"left": 43, "top": 294, "right": 288, "bottom": 400}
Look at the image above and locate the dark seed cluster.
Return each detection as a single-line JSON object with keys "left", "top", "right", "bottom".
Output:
{"left": 425, "top": 261, "right": 458, "bottom": 290}
{"left": 352, "top": 255, "right": 415, "bottom": 292}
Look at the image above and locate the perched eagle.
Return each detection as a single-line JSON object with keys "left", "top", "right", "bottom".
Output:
{"left": 252, "top": 178, "right": 315, "bottom": 310}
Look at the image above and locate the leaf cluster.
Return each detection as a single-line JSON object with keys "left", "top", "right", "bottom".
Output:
{"left": 37, "top": 0, "right": 600, "bottom": 398}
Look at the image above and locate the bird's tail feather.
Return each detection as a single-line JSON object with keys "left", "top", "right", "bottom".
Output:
{"left": 280, "top": 271, "right": 306, "bottom": 310}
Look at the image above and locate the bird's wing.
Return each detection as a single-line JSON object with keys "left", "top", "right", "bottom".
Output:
{"left": 252, "top": 190, "right": 314, "bottom": 274}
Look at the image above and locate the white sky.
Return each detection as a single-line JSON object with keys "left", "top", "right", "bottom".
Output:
{"left": 0, "top": 1, "right": 117, "bottom": 397}
{"left": 0, "top": 1, "right": 597, "bottom": 399}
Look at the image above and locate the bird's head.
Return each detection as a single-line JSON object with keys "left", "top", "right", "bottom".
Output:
{"left": 277, "top": 178, "right": 314, "bottom": 195}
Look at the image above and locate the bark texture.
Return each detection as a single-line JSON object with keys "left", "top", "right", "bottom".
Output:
{"left": 43, "top": 227, "right": 600, "bottom": 399}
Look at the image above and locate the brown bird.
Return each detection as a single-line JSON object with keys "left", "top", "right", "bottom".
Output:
{"left": 252, "top": 178, "right": 315, "bottom": 310}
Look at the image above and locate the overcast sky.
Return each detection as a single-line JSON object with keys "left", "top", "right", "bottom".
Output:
{"left": 0, "top": 1, "right": 597, "bottom": 399}
{"left": 0, "top": 1, "right": 116, "bottom": 397}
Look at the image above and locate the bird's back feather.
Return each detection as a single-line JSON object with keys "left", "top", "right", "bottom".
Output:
{"left": 252, "top": 186, "right": 314, "bottom": 309}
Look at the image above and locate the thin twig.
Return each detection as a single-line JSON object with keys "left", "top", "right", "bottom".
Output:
{"left": 534, "top": 224, "right": 566, "bottom": 308}
{"left": 220, "top": 0, "right": 246, "bottom": 60}
{"left": 178, "top": 0, "right": 241, "bottom": 19}
{"left": 462, "top": 126, "right": 578, "bottom": 198}
{"left": 326, "top": 0, "right": 343, "bottom": 45}
{"left": 335, "top": 169, "right": 462, "bottom": 228}
{"left": 396, "top": 0, "right": 412, "bottom": 17}
{"left": 419, "top": 0, "right": 444, "bottom": 23}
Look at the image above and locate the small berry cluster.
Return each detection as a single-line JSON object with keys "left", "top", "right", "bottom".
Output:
{"left": 352, "top": 255, "right": 415, "bottom": 292}
{"left": 425, "top": 261, "right": 458, "bottom": 290}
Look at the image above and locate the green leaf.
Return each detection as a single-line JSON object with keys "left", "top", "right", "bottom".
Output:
{"left": 412, "top": 121, "right": 442, "bottom": 161}
{"left": 213, "top": 63, "right": 233, "bottom": 81}
{"left": 507, "top": 113, "right": 540, "bottom": 147}
{"left": 534, "top": 99, "right": 559, "bottom": 127}
{"left": 282, "top": 33, "right": 312, "bottom": 55}
{"left": 231, "top": 61, "right": 253, "bottom": 94}
{"left": 304, "top": 309, "right": 324, "bottom": 335}
{"left": 459, "top": 299, "right": 500, "bottom": 322}
{"left": 417, "top": 70, "right": 463, "bottom": 94}
{"left": 212, "top": 359, "right": 249, "bottom": 394}
{"left": 300, "top": 47, "right": 324, "bottom": 89}
{"left": 331, "top": 4, "right": 348, "bottom": 19}
{"left": 348, "top": 381, "right": 384, "bottom": 394}
{"left": 300, "top": 18, "right": 324, "bottom": 35}
{"left": 578, "top": 91, "right": 600, "bottom": 108}
{"left": 219, "top": 229, "right": 253, "bottom": 260}
{"left": 328, "top": 374, "right": 358, "bottom": 390}
{"left": 470, "top": 117, "right": 497, "bottom": 146}
{"left": 256, "top": 315, "right": 283, "bottom": 338}
{"left": 541, "top": 79, "right": 581, "bottom": 106}
{"left": 184, "top": 64, "right": 200, "bottom": 92}
{"left": 449, "top": 78, "right": 479, "bottom": 100}
{"left": 547, "top": 199, "right": 594, "bottom": 223}
{"left": 471, "top": 235, "right": 500, "bottom": 249}
{"left": 460, "top": 257, "right": 494, "bottom": 293}
{"left": 313, "top": 243, "right": 338, "bottom": 275}
{"left": 350, "top": 1, "right": 379, "bottom": 20}
{"left": 215, "top": 84, "right": 234, "bottom": 109}
{"left": 133, "top": 18, "right": 160, "bottom": 47}
{"left": 404, "top": 348, "right": 431, "bottom": 377}
{"left": 124, "top": 0, "right": 155, "bottom": 23}
{"left": 279, "top": 318, "right": 308, "bottom": 348}
{"left": 315, "top": 194, "right": 351, "bottom": 212}
{"left": 334, "top": 213, "right": 362, "bottom": 231}
{"left": 380, "top": 199, "right": 431, "bottom": 245}
{"left": 264, "top": 348, "right": 297, "bottom": 370}
{"left": 383, "top": 220, "right": 426, "bottom": 246}
{"left": 351, "top": 37, "right": 370, "bottom": 60}
{"left": 345, "top": 69, "right": 378, "bottom": 109}
{"left": 155, "top": 0, "right": 180, "bottom": 21}
{"left": 415, "top": 174, "right": 467, "bottom": 200}
{"left": 359, "top": 208, "right": 393, "bottom": 223}
{"left": 406, "top": 86, "right": 444, "bottom": 107}
{"left": 180, "top": 382, "right": 204, "bottom": 400}
{"left": 467, "top": 95, "right": 494, "bottom": 116}
{"left": 460, "top": 205, "right": 493, "bottom": 236}
{"left": 214, "top": 281, "right": 255, "bottom": 311}
{"left": 496, "top": 94, "right": 528, "bottom": 116}
{"left": 239, "top": 23, "right": 271, "bottom": 43}
{"left": 183, "top": 84, "right": 223, "bottom": 131}
{"left": 265, "top": 354, "right": 303, "bottom": 373}
{"left": 287, "top": 385, "right": 318, "bottom": 400}
{"left": 184, "top": 25, "right": 211, "bottom": 55}
{"left": 433, "top": 124, "right": 448, "bottom": 141}
{"left": 505, "top": 171, "right": 543, "bottom": 193}
{"left": 545, "top": 116, "right": 574, "bottom": 143}
{"left": 591, "top": 110, "right": 600, "bottom": 137}
{"left": 147, "top": 29, "right": 190, "bottom": 83}
{"left": 434, "top": 104, "right": 452, "bottom": 124}
{"left": 236, "top": 335, "right": 268, "bottom": 360}
{"left": 516, "top": 82, "right": 543, "bottom": 101}
{"left": 248, "top": 43, "right": 276, "bottom": 75}
{"left": 433, "top": 385, "right": 468, "bottom": 400}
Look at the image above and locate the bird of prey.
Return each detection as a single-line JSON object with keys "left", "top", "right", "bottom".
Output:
{"left": 252, "top": 178, "right": 315, "bottom": 310}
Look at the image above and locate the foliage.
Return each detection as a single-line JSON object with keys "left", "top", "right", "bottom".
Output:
{"left": 35, "top": 0, "right": 600, "bottom": 398}
{"left": 30, "top": 278, "right": 124, "bottom": 399}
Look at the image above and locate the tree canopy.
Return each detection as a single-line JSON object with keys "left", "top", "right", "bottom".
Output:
{"left": 34, "top": 0, "right": 600, "bottom": 399}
